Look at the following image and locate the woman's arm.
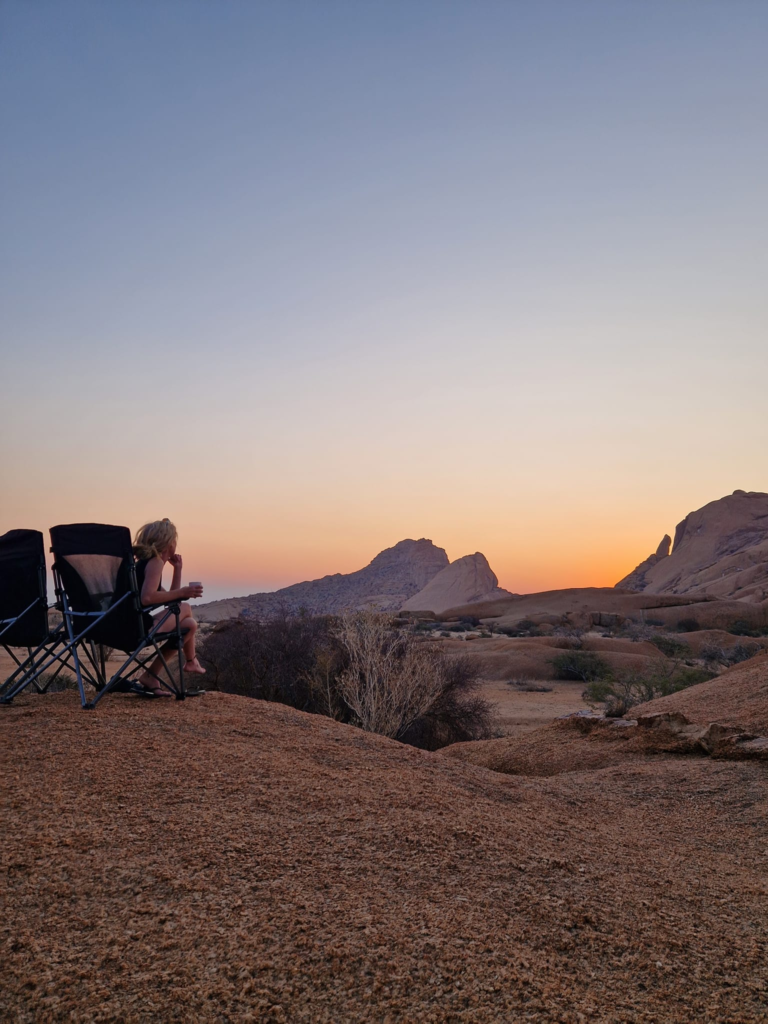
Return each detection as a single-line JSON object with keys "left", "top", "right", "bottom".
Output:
{"left": 140, "top": 557, "right": 198, "bottom": 606}
{"left": 169, "top": 552, "right": 183, "bottom": 591}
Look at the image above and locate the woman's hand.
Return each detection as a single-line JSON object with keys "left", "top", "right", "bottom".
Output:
{"left": 182, "top": 584, "right": 204, "bottom": 600}
{"left": 169, "top": 552, "right": 183, "bottom": 569}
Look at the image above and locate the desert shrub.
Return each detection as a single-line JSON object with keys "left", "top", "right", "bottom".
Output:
{"left": 201, "top": 612, "right": 495, "bottom": 750}
{"left": 727, "top": 619, "right": 767, "bottom": 638}
{"left": 335, "top": 613, "right": 495, "bottom": 749}
{"left": 676, "top": 617, "right": 700, "bottom": 633}
{"left": 699, "top": 643, "right": 724, "bottom": 665}
{"left": 650, "top": 635, "right": 690, "bottom": 658}
{"left": 399, "top": 653, "right": 496, "bottom": 750}
{"left": 618, "top": 622, "right": 655, "bottom": 642}
{"left": 584, "top": 663, "right": 716, "bottom": 716}
{"left": 442, "top": 619, "right": 483, "bottom": 633}
{"left": 494, "top": 625, "right": 521, "bottom": 637}
{"left": 36, "top": 670, "right": 77, "bottom": 693}
{"left": 645, "top": 618, "right": 665, "bottom": 628}
{"left": 670, "top": 666, "right": 716, "bottom": 688}
{"left": 582, "top": 678, "right": 616, "bottom": 705}
{"left": 551, "top": 651, "right": 611, "bottom": 682}
{"left": 700, "top": 641, "right": 761, "bottom": 666}
{"left": 725, "top": 642, "right": 762, "bottom": 664}
{"left": 554, "top": 625, "right": 585, "bottom": 646}
{"left": 516, "top": 618, "right": 538, "bottom": 632}
{"left": 200, "top": 614, "right": 351, "bottom": 720}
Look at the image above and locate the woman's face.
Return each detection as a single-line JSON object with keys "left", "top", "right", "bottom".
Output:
{"left": 163, "top": 539, "right": 177, "bottom": 560}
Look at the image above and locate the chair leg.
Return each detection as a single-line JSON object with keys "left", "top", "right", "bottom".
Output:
{"left": 61, "top": 608, "right": 89, "bottom": 709}
{"left": 1, "top": 627, "right": 74, "bottom": 703}
{"left": 176, "top": 610, "right": 185, "bottom": 700}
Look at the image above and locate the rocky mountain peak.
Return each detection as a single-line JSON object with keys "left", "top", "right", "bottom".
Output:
{"left": 402, "top": 551, "right": 512, "bottom": 615}
{"left": 616, "top": 490, "right": 768, "bottom": 601}
{"left": 195, "top": 538, "right": 449, "bottom": 622}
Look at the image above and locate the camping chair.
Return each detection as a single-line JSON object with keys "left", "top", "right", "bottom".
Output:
{"left": 47, "top": 523, "right": 190, "bottom": 709}
{"left": 0, "top": 529, "right": 76, "bottom": 700}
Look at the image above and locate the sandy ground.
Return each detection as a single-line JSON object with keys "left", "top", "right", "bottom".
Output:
{"left": 1, "top": 648, "right": 588, "bottom": 736}
{"left": 478, "top": 677, "right": 587, "bottom": 736}
{"left": 2, "top": 690, "right": 768, "bottom": 1023}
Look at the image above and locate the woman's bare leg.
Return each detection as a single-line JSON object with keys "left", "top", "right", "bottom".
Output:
{"left": 179, "top": 613, "right": 205, "bottom": 674}
{"left": 137, "top": 652, "right": 174, "bottom": 694}
{"left": 139, "top": 604, "right": 203, "bottom": 691}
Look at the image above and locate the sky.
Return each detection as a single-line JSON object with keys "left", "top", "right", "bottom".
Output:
{"left": 1, "top": 0, "right": 767, "bottom": 602}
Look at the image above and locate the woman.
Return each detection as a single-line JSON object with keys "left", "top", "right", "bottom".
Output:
{"left": 133, "top": 518, "right": 205, "bottom": 696}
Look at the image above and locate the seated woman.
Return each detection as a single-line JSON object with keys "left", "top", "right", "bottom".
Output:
{"left": 132, "top": 518, "right": 205, "bottom": 696}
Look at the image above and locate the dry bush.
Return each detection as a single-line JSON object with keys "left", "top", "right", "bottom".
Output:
{"left": 201, "top": 611, "right": 495, "bottom": 750}
{"left": 553, "top": 625, "right": 585, "bottom": 647}
{"left": 199, "top": 613, "right": 350, "bottom": 719}
{"left": 727, "top": 619, "right": 768, "bottom": 637}
{"left": 700, "top": 641, "right": 762, "bottom": 666}
{"left": 676, "top": 617, "right": 701, "bottom": 633}
{"left": 334, "top": 612, "right": 496, "bottom": 749}
{"left": 649, "top": 635, "right": 690, "bottom": 659}
{"left": 334, "top": 613, "right": 447, "bottom": 739}
{"left": 36, "top": 670, "right": 77, "bottom": 693}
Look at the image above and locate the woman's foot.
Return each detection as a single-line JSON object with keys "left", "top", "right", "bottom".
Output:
{"left": 138, "top": 674, "right": 173, "bottom": 696}
{"left": 184, "top": 658, "right": 206, "bottom": 675}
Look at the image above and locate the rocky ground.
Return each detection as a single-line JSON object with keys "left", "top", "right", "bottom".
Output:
{"left": 635, "top": 652, "right": 768, "bottom": 736}
{"left": 445, "top": 652, "right": 768, "bottom": 776}
{"left": 2, "top": 690, "right": 768, "bottom": 1022}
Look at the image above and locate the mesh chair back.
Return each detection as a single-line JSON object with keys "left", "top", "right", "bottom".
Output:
{"left": 0, "top": 529, "right": 49, "bottom": 647}
{"left": 50, "top": 524, "right": 144, "bottom": 652}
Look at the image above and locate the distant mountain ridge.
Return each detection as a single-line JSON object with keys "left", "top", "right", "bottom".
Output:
{"left": 195, "top": 539, "right": 450, "bottom": 622}
{"left": 196, "top": 490, "right": 768, "bottom": 625}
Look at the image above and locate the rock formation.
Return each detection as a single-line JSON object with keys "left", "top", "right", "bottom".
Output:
{"left": 195, "top": 539, "right": 450, "bottom": 622}
{"left": 615, "top": 490, "right": 768, "bottom": 602}
{"left": 615, "top": 534, "right": 671, "bottom": 591}
{"left": 401, "top": 552, "right": 512, "bottom": 614}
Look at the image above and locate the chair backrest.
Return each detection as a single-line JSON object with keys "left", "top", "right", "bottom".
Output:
{"left": 0, "top": 529, "right": 49, "bottom": 647}
{"left": 50, "top": 524, "right": 144, "bottom": 651}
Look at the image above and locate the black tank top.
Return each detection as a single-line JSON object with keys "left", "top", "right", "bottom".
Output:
{"left": 135, "top": 558, "right": 162, "bottom": 604}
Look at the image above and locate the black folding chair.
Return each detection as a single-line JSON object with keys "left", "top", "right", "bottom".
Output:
{"left": 0, "top": 529, "right": 75, "bottom": 700}
{"left": 47, "top": 523, "right": 190, "bottom": 709}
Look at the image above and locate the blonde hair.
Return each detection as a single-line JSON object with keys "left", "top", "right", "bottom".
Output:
{"left": 133, "top": 519, "right": 178, "bottom": 560}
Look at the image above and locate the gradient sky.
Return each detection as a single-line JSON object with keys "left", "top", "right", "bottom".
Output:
{"left": 2, "top": 1, "right": 767, "bottom": 601}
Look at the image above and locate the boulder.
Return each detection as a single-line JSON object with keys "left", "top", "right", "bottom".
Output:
{"left": 615, "top": 535, "right": 671, "bottom": 592}
{"left": 401, "top": 553, "right": 512, "bottom": 616}
{"left": 615, "top": 491, "right": 768, "bottom": 601}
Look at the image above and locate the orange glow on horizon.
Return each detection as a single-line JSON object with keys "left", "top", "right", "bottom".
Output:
{"left": 3, "top": 443, "right": 760, "bottom": 601}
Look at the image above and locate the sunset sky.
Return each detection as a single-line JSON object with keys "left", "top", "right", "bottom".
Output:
{"left": 2, "top": 1, "right": 767, "bottom": 601}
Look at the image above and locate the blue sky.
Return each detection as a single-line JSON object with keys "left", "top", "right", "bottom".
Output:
{"left": 2, "top": 1, "right": 767, "bottom": 599}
